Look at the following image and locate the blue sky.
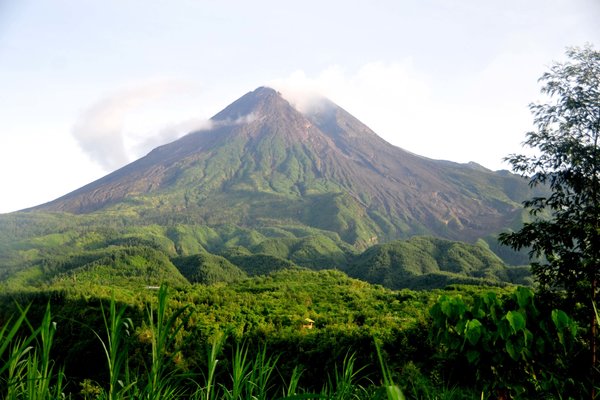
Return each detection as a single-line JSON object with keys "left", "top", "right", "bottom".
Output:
{"left": 0, "top": 0, "right": 598, "bottom": 213}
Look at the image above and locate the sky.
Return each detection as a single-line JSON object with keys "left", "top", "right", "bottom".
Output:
{"left": 0, "top": 0, "right": 598, "bottom": 213}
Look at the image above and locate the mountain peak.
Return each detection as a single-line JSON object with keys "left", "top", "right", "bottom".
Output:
{"left": 211, "top": 86, "right": 286, "bottom": 122}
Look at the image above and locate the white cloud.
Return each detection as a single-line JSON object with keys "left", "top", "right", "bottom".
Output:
{"left": 272, "top": 61, "right": 431, "bottom": 116}
{"left": 133, "top": 117, "right": 213, "bottom": 157}
{"left": 72, "top": 80, "right": 208, "bottom": 171}
{"left": 271, "top": 58, "right": 540, "bottom": 170}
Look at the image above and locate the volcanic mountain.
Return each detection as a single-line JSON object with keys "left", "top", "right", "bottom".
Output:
{"left": 30, "top": 87, "right": 530, "bottom": 247}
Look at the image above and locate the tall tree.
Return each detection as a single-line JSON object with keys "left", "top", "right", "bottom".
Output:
{"left": 499, "top": 45, "right": 600, "bottom": 396}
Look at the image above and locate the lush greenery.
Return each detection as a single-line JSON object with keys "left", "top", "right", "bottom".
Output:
{"left": 0, "top": 194, "right": 541, "bottom": 399}
{"left": 347, "top": 236, "right": 531, "bottom": 289}
{"left": 430, "top": 287, "right": 583, "bottom": 397}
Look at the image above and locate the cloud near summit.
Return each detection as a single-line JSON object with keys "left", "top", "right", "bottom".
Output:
{"left": 271, "top": 61, "right": 433, "bottom": 147}
{"left": 271, "top": 59, "right": 535, "bottom": 170}
{"left": 72, "top": 81, "right": 210, "bottom": 171}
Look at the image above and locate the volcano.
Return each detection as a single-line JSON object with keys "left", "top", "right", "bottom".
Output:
{"left": 30, "top": 87, "right": 530, "bottom": 246}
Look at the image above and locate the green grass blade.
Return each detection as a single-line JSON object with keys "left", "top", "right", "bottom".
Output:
{"left": 375, "top": 340, "right": 405, "bottom": 400}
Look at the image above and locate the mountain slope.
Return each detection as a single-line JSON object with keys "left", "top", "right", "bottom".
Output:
{"left": 28, "top": 87, "right": 530, "bottom": 247}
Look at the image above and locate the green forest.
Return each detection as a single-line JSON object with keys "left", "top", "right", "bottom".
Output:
{"left": 0, "top": 46, "right": 598, "bottom": 399}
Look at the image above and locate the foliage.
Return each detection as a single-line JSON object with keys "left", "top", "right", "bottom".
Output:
{"left": 0, "top": 303, "right": 65, "bottom": 399}
{"left": 375, "top": 340, "right": 406, "bottom": 400}
{"left": 430, "top": 287, "right": 583, "bottom": 397}
{"left": 140, "top": 285, "right": 192, "bottom": 399}
{"left": 219, "top": 250, "right": 299, "bottom": 276}
{"left": 0, "top": 268, "right": 592, "bottom": 398}
{"left": 95, "top": 295, "right": 135, "bottom": 399}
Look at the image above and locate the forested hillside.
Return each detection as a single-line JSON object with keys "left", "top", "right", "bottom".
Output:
{"left": 0, "top": 211, "right": 530, "bottom": 293}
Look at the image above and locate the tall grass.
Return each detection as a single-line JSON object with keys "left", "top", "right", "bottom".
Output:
{"left": 192, "top": 332, "right": 224, "bottom": 400}
{"left": 282, "top": 365, "right": 304, "bottom": 398}
{"left": 94, "top": 296, "right": 135, "bottom": 399}
{"left": 220, "top": 342, "right": 250, "bottom": 399}
{"left": 0, "top": 304, "right": 33, "bottom": 377}
{"left": 248, "top": 345, "right": 279, "bottom": 400}
{"left": 0, "top": 303, "right": 65, "bottom": 399}
{"left": 324, "top": 351, "right": 369, "bottom": 399}
{"left": 375, "top": 340, "right": 405, "bottom": 400}
{"left": 141, "top": 285, "right": 190, "bottom": 399}
{"left": 219, "top": 343, "right": 285, "bottom": 400}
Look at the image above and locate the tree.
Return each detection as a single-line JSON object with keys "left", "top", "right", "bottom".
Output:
{"left": 499, "top": 45, "right": 600, "bottom": 396}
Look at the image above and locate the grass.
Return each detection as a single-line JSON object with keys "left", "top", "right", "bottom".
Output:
{"left": 375, "top": 340, "right": 405, "bottom": 400}
{"left": 1, "top": 303, "right": 65, "bottom": 400}
{"left": 94, "top": 296, "right": 134, "bottom": 399}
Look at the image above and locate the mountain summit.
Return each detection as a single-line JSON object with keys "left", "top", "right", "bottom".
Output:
{"left": 31, "top": 87, "right": 530, "bottom": 246}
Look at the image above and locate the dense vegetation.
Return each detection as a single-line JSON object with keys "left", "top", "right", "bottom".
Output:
{"left": 0, "top": 210, "right": 530, "bottom": 295}
{"left": 0, "top": 270, "right": 590, "bottom": 399}
{"left": 0, "top": 201, "right": 539, "bottom": 399}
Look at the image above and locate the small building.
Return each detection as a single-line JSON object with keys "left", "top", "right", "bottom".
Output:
{"left": 302, "top": 318, "right": 315, "bottom": 329}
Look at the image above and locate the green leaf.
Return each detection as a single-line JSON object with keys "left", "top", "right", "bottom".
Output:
{"left": 505, "top": 341, "right": 519, "bottom": 361}
{"left": 439, "top": 297, "right": 453, "bottom": 317}
{"left": 440, "top": 296, "right": 466, "bottom": 319}
{"left": 551, "top": 309, "right": 570, "bottom": 330}
{"left": 482, "top": 291, "right": 498, "bottom": 307}
{"left": 506, "top": 310, "right": 526, "bottom": 333}
{"left": 498, "top": 319, "right": 511, "bottom": 340}
{"left": 523, "top": 328, "right": 533, "bottom": 346}
{"left": 515, "top": 287, "right": 534, "bottom": 309}
{"left": 456, "top": 319, "right": 467, "bottom": 335}
{"left": 465, "top": 319, "right": 483, "bottom": 346}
